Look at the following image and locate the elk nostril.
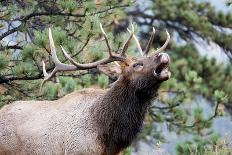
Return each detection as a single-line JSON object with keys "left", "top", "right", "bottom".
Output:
{"left": 159, "top": 53, "right": 169, "bottom": 63}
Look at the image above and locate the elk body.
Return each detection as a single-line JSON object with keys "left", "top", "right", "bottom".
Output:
{"left": 0, "top": 25, "right": 171, "bottom": 155}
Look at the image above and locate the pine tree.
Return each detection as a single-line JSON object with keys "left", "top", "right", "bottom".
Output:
{"left": 0, "top": 0, "right": 132, "bottom": 101}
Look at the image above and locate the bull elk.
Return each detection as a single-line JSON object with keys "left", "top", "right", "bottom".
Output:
{"left": 0, "top": 24, "right": 171, "bottom": 155}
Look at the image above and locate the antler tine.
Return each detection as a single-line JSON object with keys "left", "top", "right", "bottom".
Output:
{"left": 40, "top": 58, "right": 75, "bottom": 93}
{"left": 42, "top": 61, "right": 48, "bottom": 77}
{"left": 40, "top": 28, "right": 77, "bottom": 93}
{"left": 40, "top": 66, "right": 58, "bottom": 93}
{"left": 127, "top": 29, "right": 143, "bottom": 56}
{"left": 47, "top": 28, "right": 76, "bottom": 71}
{"left": 100, "top": 23, "right": 112, "bottom": 57}
{"left": 132, "top": 33, "right": 143, "bottom": 56}
{"left": 60, "top": 45, "right": 125, "bottom": 69}
{"left": 60, "top": 45, "right": 81, "bottom": 67}
{"left": 40, "top": 61, "right": 48, "bottom": 93}
{"left": 153, "top": 30, "right": 170, "bottom": 54}
{"left": 144, "top": 27, "right": 156, "bottom": 55}
{"left": 49, "top": 28, "right": 61, "bottom": 65}
{"left": 120, "top": 25, "right": 134, "bottom": 57}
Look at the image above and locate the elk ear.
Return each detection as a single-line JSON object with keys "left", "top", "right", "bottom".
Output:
{"left": 97, "top": 63, "right": 122, "bottom": 77}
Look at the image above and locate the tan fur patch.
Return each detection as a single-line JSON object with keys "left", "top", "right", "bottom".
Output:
{"left": 0, "top": 85, "right": 7, "bottom": 95}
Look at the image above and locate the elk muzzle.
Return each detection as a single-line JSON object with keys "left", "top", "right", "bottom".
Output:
{"left": 153, "top": 53, "right": 171, "bottom": 81}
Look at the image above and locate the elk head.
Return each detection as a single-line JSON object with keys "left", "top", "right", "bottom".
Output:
{"left": 40, "top": 24, "right": 171, "bottom": 93}
{"left": 98, "top": 26, "right": 171, "bottom": 95}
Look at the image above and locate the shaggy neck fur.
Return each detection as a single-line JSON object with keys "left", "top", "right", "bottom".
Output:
{"left": 92, "top": 77, "right": 161, "bottom": 155}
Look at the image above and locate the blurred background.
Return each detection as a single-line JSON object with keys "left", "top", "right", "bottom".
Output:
{"left": 0, "top": 0, "right": 232, "bottom": 154}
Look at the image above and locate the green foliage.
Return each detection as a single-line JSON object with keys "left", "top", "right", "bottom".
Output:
{"left": 34, "top": 30, "right": 48, "bottom": 48}
{"left": 97, "top": 74, "right": 109, "bottom": 88}
{"left": 13, "top": 62, "right": 37, "bottom": 76}
{"left": 21, "top": 44, "right": 37, "bottom": 61}
{"left": 80, "top": 74, "right": 93, "bottom": 87}
{"left": 185, "top": 70, "right": 202, "bottom": 91}
{"left": 63, "top": 77, "right": 76, "bottom": 93}
{"left": 83, "top": 1, "right": 97, "bottom": 12}
{"left": 0, "top": 54, "right": 9, "bottom": 70}
{"left": 176, "top": 134, "right": 219, "bottom": 155}
{"left": 213, "top": 90, "right": 228, "bottom": 103}
{"left": 176, "top": 134, "right": 232, "bottom": 155}
{"left": 122, "top": 147, "right": 132, "bottom": 155}
{"left": 59, "top": 0, "right": 77, "bottom": 13}
{"left": 168, "top": 44, "right": 232, "bottom": 102}
{"left": 52, "top": 27, "right": 67, "bottom": 45}
{"left": 205, "top": 136, "right": 232, "bottom": 155}
{"left": 44, "top": 83, "right": 60, "bottom": 100}
{"left": 151, "top": 0, "right": 232, "bottom": 53}
{"left": 0, "top": 95, "right": 15, "bottom": 107}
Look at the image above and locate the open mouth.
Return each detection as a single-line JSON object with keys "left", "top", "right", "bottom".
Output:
{"left": 153, "top": 53, "right": 171, "bottom": 81}
{"left": 155, "top": 62, "right": 168, "bottom": 75}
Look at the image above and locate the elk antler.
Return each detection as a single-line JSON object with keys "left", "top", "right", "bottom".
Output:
{"left": 120, "top": 23, "right": 134, "bottom": 57}
{"left": 144, "top": 27, "right": 156, "bottom": 55}
{"left": 127, "top": 27, "right": 144, "bottom": 56}
{"left": 130, "top": 28, "right": 170, "bottom": 56}
{"left": 40, "top": 24, "right": 134, "bottom": 92}
{"left": 152, "top": 30, "right": 170, "bottom": 54}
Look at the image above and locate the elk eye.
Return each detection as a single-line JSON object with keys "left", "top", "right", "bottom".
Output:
{"left": 132, "top": 63, "right": 143, "bottom": 71}
{"left": 133, "top": 63, "right": 143, "bottom": 67}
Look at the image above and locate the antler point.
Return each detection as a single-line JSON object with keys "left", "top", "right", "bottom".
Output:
{"left": 152, "top": 27, "right": 156, "bottom": 33}
{"left": 127, "top": 28, "right": 132, "bottom": 34}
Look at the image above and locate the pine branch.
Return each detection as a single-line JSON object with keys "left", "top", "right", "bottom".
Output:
{"left": 0, "top": 24, "right": 23, "bottom": 41}
{"left": 0, "top": 3, "right": 129, "bottom": 42}
{"left": 0, "top": 74, "right": 43, "bottom": 84}
{"left": 0, "top": 45, "right": 23, "bottom": 50}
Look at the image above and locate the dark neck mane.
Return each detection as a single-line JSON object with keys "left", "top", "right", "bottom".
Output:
{"left": 92, "top": 78, "right": 160, "bottom": 155}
